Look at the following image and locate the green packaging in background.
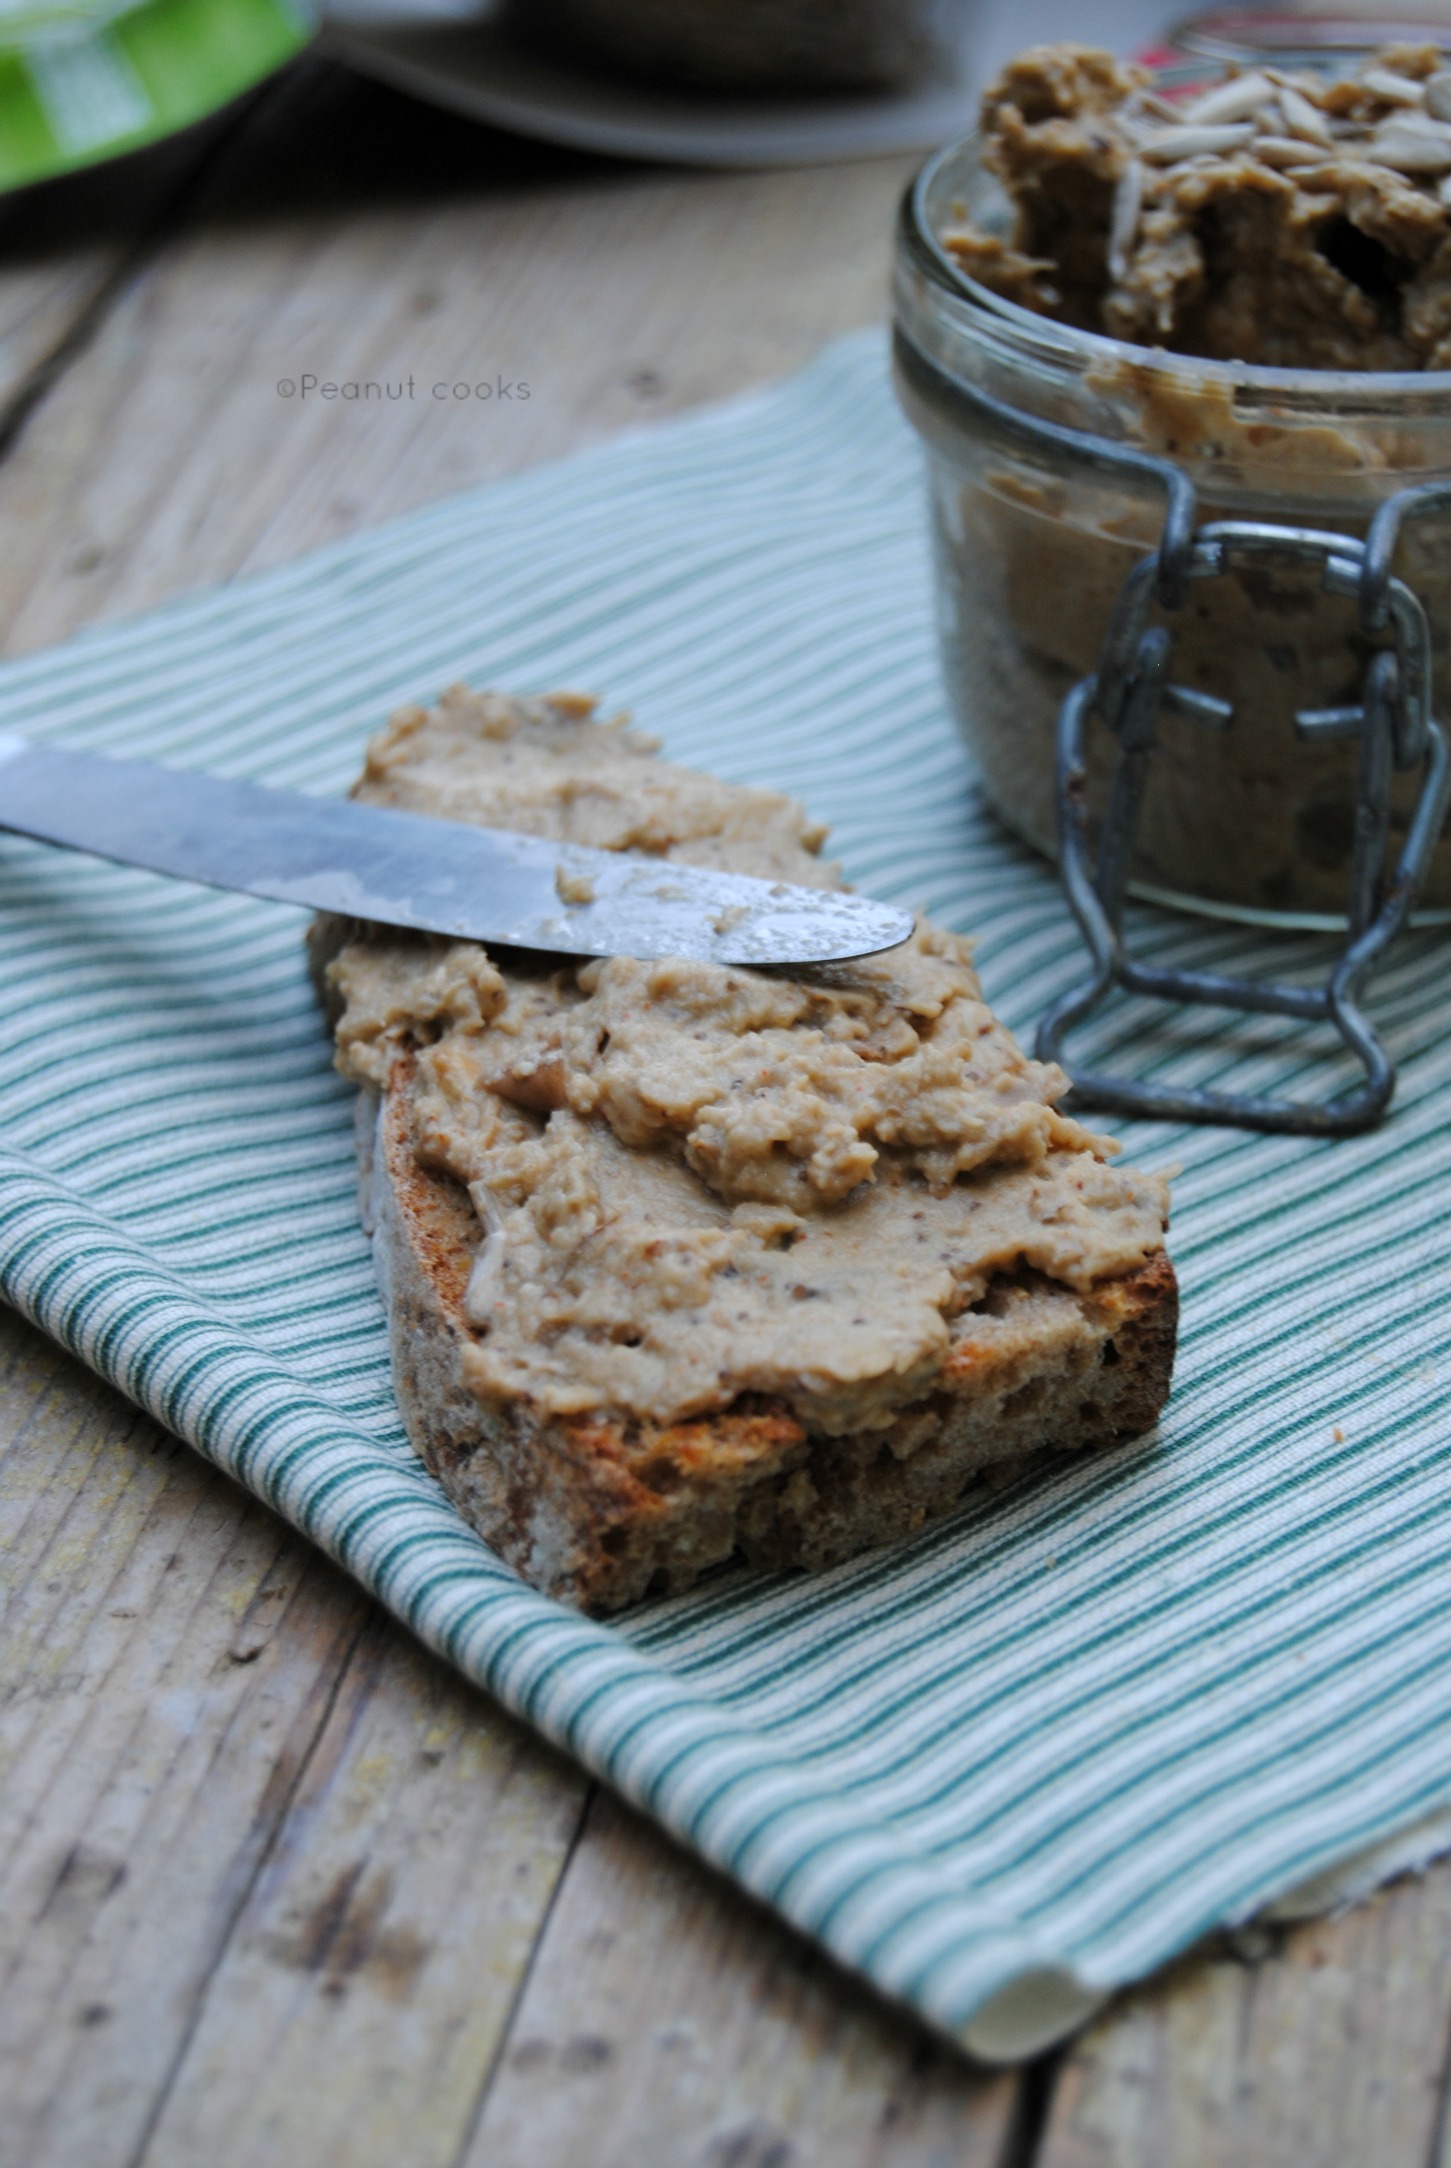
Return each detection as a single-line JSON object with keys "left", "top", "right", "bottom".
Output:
{"left": 0, "top": 0, "right": 312, "bottom": 191}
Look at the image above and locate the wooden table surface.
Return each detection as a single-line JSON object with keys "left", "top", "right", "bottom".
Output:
{"left": 4, "top": 60, "right": 1451, "bottom": 2168}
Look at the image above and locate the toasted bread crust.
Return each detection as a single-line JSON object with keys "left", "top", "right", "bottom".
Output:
{"left": 364, "top": 1059, "right": 1177, "bottom": 1613}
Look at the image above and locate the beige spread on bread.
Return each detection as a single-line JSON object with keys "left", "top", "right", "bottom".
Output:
{"left": 325, "top": 688, "right": 1167, "bottom": 1440}
{"left": 951, "top": 42, "right": 1451, "bottom": 369}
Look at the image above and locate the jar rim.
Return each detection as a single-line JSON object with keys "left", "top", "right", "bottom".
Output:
{"left": 905, "top": 132, "right": 1451, "bottom": 405}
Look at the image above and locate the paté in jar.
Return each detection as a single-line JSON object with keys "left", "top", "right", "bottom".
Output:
{"left": 894, "top": 43, "right": 1451, "bottom": 920}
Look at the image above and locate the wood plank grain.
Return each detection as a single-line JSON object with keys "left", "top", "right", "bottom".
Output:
{"left": 0, "top": 61, "right": 912, "bottom": 654}
{"left": 462, "top": 1788, "right": 1019, "bottom": 2168}
{"left": 0, "top": 113, "right": 232, "bottom": 437}
{"left": 0, "top": 1304, "right": 587, "bottom": 2168}
{"left": 1038, "top": 1872, "right": 1451, "bottom": 2168}
{"left": 133, "top": 1613, "right": 584, "bottom": 2168}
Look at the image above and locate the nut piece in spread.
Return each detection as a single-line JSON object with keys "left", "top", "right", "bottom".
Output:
{"left": 319, "top": 689, "right": 1170, "bottom": 1444}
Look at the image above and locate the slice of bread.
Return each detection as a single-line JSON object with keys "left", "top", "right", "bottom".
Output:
{"left": 312, "top": 687, "right": 1177, "bottom": 1613}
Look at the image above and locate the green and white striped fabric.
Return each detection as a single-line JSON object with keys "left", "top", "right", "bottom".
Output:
{"left": 4, "top": 332, "right": 1451, "bottom": 2061}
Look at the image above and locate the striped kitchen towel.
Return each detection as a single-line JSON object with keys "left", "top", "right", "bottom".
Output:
{"left": 3, "top": 329, "right": 1451, "bottom": 2061}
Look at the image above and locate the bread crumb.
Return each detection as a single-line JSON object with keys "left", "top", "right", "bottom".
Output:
{"left": 555, "top": 863, "right": 596, "bottom": 906}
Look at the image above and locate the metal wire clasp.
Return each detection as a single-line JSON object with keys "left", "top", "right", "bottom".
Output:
{"left": 1038, "top": 495, "right": 1451, "bottom": 1135}
{"left": 890, "top": 334, "right": 1451, "bottom": 1133}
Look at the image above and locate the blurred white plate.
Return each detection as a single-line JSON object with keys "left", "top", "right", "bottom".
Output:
{"left": 319, "top": 0, "right": 978, "bottom": 165}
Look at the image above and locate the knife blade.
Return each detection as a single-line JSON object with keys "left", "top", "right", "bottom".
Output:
{"left": 0, "top": 734, "right": 914, "bottom": 967}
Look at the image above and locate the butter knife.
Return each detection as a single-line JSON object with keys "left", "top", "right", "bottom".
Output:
{"left": 0, "top": 734, "right": 913, "bottom": 967}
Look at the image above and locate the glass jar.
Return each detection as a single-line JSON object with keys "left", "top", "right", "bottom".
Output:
{"left": 893, "top": 132, "right": 1451, "bottom": 922}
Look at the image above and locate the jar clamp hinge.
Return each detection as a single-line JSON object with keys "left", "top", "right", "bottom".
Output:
{"left": 1037, "top": 461, "right": 1451, "bottom": 1134}
{"left": 899, "top": 334, "right": 1451, "bottom": 1136}
{"left": 895, "top": 339, "right": 1451, "bottom": 1132}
